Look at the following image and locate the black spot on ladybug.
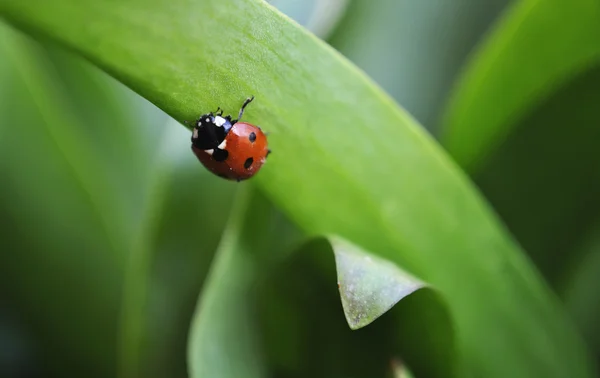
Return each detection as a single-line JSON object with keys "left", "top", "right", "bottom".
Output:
{"left": 213, "top": 148, "right": 229, "bottom": 162}
{"left": 249, "top": 132, "right": 256, "bottom": 143}
{"left": 244, "top": 157, "right": 253, "bottom": 169}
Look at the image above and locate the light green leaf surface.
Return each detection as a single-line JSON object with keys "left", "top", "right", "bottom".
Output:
{"left": 332, "top": 236, "right": 426, "bottom": 330}
{"left": 0, "top": 1, "right": 594, "bottom": 376}
{"left": 441, "top": 0, "right": 600, "bottom": 171}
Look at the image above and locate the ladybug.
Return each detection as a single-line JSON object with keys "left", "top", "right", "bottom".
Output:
{"left": 190, "top": 96, "right": 270, "bottom": 181}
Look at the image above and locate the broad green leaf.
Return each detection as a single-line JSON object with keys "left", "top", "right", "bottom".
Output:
{"left": 441, "top": 0, "right": 600, "bottom": 171}
{"left": 0, "top": 1, "right": 594, "bottom": 376}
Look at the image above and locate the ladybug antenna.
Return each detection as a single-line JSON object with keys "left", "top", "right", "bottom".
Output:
{"left": 236, "top": 95, "right": 255, "bottom": 122}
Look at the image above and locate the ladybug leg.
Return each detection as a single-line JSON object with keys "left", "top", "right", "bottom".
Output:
{"left": 234, "top": 95, "right": 255, "bottom": 122}
{"left": 215, "top": 107, "right": 223, "bottom": 116}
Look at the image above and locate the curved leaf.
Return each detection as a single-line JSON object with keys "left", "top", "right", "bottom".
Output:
{"left": 331, "top": 236, "right": 426, "bottom": 330}
{"left": 441, "top": 0, "right": 600, "bottom": 171}
{"left": 0, "top": 1, "right": 594, "bottom": 376}
{"left": 188, "top": 198, "right": 453, "bottom": 377}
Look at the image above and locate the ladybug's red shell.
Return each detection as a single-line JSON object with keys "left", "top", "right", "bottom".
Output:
{"left": 192, "top": 122, "right": 269, "bottom": 181}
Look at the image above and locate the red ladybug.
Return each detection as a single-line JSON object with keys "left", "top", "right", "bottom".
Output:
{"left": 191, "top": 96, "right": 270, "bottom": 181}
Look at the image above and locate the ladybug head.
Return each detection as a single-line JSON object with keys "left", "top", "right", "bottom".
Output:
{"left": 191, "top": 111, "right": 233, "bottom": 150}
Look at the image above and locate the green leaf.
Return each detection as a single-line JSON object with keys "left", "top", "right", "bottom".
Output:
{"left": 441, "top": 0, "right": 600, "bottom": 171}
{"left": 332, "top": 236, "right": 426, "bottom": 330}
{"left": 270, "top": 238, "right": 455, "bottom": 378}
{"left": 117, "top": 121, "right": 236, "bottom": 378}
{"left": 0, "top": 1, "right": 594, "bottom": 376}
{"left": 188, "top": 187, "right": 303, "bottom": 378}
{"left": 327, "top": 237, "right": 455, "bottom": 377}
{"left": 189, "top": 201, "right": 453, "bottom": 377}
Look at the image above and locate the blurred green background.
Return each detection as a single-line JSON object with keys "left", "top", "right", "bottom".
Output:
{"left": 1, "top": 0, "right": 600, "bottom": 377}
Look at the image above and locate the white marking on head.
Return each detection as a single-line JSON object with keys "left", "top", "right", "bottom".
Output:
{"left": 217, "top": 139, "right": 227, "bottom": 149}
{"left": 192, "top": 128, "right": 198, "bottom": 139}
{"left": 205, "top": 118, "right": 210, "bottom": 123}
{"left": 205, "top": 149, "right": 214, "bottom": 156}
{"left": 214, "top": 116, "right": 226, "bottom": 127}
